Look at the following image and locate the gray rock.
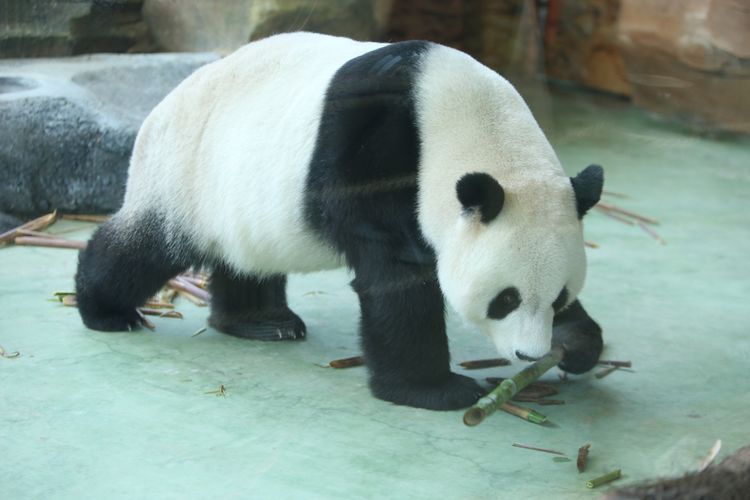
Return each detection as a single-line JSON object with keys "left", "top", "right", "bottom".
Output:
{"left": 0, "top": 52, "right": 217, "bottom": 216}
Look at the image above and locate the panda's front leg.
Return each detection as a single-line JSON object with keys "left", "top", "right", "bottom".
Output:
{"left": 351, "top": 256, "right": 484, "bottom": 410}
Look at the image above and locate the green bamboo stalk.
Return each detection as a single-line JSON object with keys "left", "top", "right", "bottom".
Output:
{"left": 463, "top": 346, "right": 565, "bottom": 426}
{"left": 586, "top": 469, "right": 621, "bottom": 488}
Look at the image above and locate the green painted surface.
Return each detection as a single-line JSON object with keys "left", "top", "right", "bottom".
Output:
{"left": 2, "top": 87, "right": 749, "bottom": 499}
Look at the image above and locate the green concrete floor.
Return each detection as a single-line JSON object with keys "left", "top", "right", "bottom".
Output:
{"left": 2, "top": 87, "right": 749, "bottom": 499}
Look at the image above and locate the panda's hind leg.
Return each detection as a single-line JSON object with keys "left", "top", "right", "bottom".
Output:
{"left": 208, "top": 263, "right": 306, "bottom": 341}
{"left": 75, "top": 213, "right": 193, "bottom": 331}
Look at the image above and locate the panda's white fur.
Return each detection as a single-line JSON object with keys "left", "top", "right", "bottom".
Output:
{"left": 121, "top": 33, "right": 384, "bottom": 274}
{"left": 77, "top": 33, "right": 601, "bottom": 409}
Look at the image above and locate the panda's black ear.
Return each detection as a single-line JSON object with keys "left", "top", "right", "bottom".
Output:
{"left": 570, "top": 164, "right": 604, "bottom": 218}
{"left": 456, "top": 172, "right": 504, "bottom": 223}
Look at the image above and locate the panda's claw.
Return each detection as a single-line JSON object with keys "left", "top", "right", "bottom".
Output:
{"left": 209, "top": 311, "right": 307, "bottom": 341}
{"left": 370, "top": 372, "right": 485, "bottom": 411}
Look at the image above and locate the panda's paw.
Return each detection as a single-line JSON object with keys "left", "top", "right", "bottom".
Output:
{"left": 209, "top": 309, "right": 307, "bottom": 341}
{"left": 80, "top": 308, "right": 144, "bottom": 332}
{"left": 370, "top": 373, "right": 485, "bottom": 411}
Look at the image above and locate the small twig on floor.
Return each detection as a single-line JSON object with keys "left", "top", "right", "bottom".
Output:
{"left": 698, "top": 439, "right": 722, "bottom": 472}
{"left": 595, "top": 366, "right": 619, "bottom": 379}
{"left": 0, "top": 210, "right": 58, "bottom": 244}
{"left": 205, "top": 384, "right": 226, "bottom": 397}
{"left": 139, "top": 309, "right": 183, "bottom": 319}
{"left": 0, "top": 345, "right": 20, "bottom": 359}
{"left": 328, "top": 355, "right": 366, "bottom": 368}
{"left": 500, "top": 402, "right": 547, "bottom": 424}
{"left": 595, "top": 205, "right": 635, "bottom": 226}
{"left": 13, "top": 235, "right": 86, "bottom": 250}
{"left": 585, "top": 241, "right": 599, "bottom": 249}
{"left": 598, "top": 360, "right": 632, "bottom": 368}
{"left": 135, "top": 310, "right": 156, "bottom": 331}
{"left": 191, "top": 326, "right": 208, "bottom": 337}
{"left": 459, "top": 358, "right": 511, "bottom": 369}
{"left": 597, "top": 201, "right": 659, "bottom": 225}
{"left": 638, "top": 221, "right": 667, "bottom": 244}
{"left": 60, "top": 214, "right": 110, "bottom": 223}
{"left": 512, "top": 443, "right": 566, "bottom": 456}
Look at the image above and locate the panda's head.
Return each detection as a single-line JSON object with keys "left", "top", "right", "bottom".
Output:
{"left": 436, "top": 165, "right": 603, "bottom": 362}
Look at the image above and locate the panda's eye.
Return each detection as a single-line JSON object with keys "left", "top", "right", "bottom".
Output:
{"left": 552, "top": 287, "right": 569, "bottom": 313}
{"left": 487, "top": 287, "right": 521, "bottom": 320}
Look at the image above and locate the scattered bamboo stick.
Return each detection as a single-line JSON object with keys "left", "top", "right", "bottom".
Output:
{"left": 500, "top": 402, "right": 547, "bottom": 424}
{"left": 638, "top": 221, "right": 667, "bottom": 244}
{"left": 16, "top": 228, "right": 58, "bottom": 238}
{"left": 459, "top": 358, "right": 511, "bottom": 369}
{"left": 537, "top": 399, "right": 565, "bottom": 406}
{"left": 595, "top": 205, "right": 635, "bottom": 225}
{"left": 698, "top": 439, "right": 722, "bottom": 472}
{"left": 168, "top": 277, "right": 211, "bottom": 303}
{"left": 512, "top": 443, "right": 566, "bottom": 456}
{"left": 61, "top": 295, "right": 77, "bottom": 307}
{"left": 586, "top": 469, "right": 621, "bottom": 488}
{"left": 328, "top": 355, "right": 365, "bottom": 368}
{"left": 602, "top": 190, "right": 628, "bottom": 199}
{"left": 0, "top": 345, "right": 20, "bottom": 359}
{"left": 584, "top": 241, "right": 599, "bottom": 249}
{"left": 595, "top": 366, "right": 619, "bottom": 379}
{"left": 139, "top": 309, "right": 183, "bottom": 319}
{"left": 142, "top": 301, "right": 175, "bottom": 310}
{"left": 598, "top": 360, "right": 632, "bottom": 368}
{"left": 180, "top": 275, "right": 209, "bottom": 289}
{"left": 464, "top": 346, "right": 564, "bottom": 426}
{"left": 60, "top": 214, "right": 110, "bottom": 223}
{"left": 160, "top": 287, "right": 178, "bottom": 304}
{"left": 577, "top": 444, "right": 591, "bottom": 473}
{"left": 191, "top": 326, "right": 208, "bottom": 337}
{"left": 597, "top": 201, "right": 659, "bottom": 225}
{"left": 205, "top": 384, "right": 226, "bottom": 396}
{"left": 14, "top": 236, "right": 86, "bottom": 250}
{"left": 135, "top": 310, "right": 156, "bottom": 331}
{"left": 0, "top": 210, "right": 58, "bottom": 244}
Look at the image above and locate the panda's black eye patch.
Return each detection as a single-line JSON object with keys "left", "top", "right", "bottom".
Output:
{"left": 487, "top": 287, "right": 521, "bottom": 320}
{"left": 552, "top": 287, "right": 568, "bottom": 313}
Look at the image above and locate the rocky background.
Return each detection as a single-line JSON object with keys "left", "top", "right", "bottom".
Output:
{"left": 1, "top": 0, "right": 748, "bottom": 218}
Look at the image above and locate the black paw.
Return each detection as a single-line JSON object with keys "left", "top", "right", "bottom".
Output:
{"left": 370, "top": 372, "right": 485, "bottom": 410}
{"left": 209, "top": 309, "right": 307, "bottom": 341}
{"left": 552, "top": 300, "right": 603, "bottom": 374}
{"left": 80, "top": 308, "right": 144, "bottom": 332}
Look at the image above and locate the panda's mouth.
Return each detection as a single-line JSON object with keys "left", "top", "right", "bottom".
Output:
{"left": 515, "top": 350, "right": 540, "bottom": 362}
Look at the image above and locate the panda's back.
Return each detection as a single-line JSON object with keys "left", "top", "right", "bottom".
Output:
{"left": 121, "top": 33, "right": 385, "bottom": 274}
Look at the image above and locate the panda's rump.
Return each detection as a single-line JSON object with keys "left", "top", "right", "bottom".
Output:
{"left": 121, "top": 33, "right": 384, "bottom": 275}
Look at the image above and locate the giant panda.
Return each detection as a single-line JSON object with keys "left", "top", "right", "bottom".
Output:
{"left": 75, "top": 32, "right": 604, "bottom": 410}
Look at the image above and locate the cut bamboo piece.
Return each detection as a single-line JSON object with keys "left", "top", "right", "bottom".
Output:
{"left": 598, "top": 360, "right": 632, "bottom": 368}
{"left": 595, "top": 366, "right": 619, "bottom": 379}
{"left": 139, "top": 309, "right": 183, "bottom": 319}
{"left": 586, "top": 469, "right": 621, "bottom": 488}
{"left": 328, "top": 356, "right": 365, "bottom": 368}
{"left": 14, "top": 236, "right": 87, "bottom": 250}
{"left": 168, "top": 277, "right": 211, "bottom": 303}
{"left": 500, "top": 402, "right": 547, "bottom": 424}
{"left": 0, "top": 211, "right": 58, "bottom": 244}
{"left": 464, "top": 347, "right": 564, "bottom": 426}
{"left": 459, "top": 358, "right": 511, "bottom": 369}
{"left": 584, "top": 241, "right": 599, "bottom": 249}
{"left": 60, "top": 214, "right": 110, "bottom": 223}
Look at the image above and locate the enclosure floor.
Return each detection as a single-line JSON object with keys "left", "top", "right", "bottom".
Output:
{"left": 2, "top": 86, "right": 749, "bottom": 499}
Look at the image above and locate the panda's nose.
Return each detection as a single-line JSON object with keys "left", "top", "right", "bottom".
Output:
{"left": 515, "top": 350, "right": 539, "bottom": 362}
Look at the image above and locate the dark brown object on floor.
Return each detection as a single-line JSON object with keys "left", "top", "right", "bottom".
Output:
{"left": 605, "top": 444, "right": 750, "bottom": 500}
{"left": 577, "top": 443, "right": 591, "bottom": 473}
{"left": 329, "top": 356, "right": 366, "bottom": 369}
